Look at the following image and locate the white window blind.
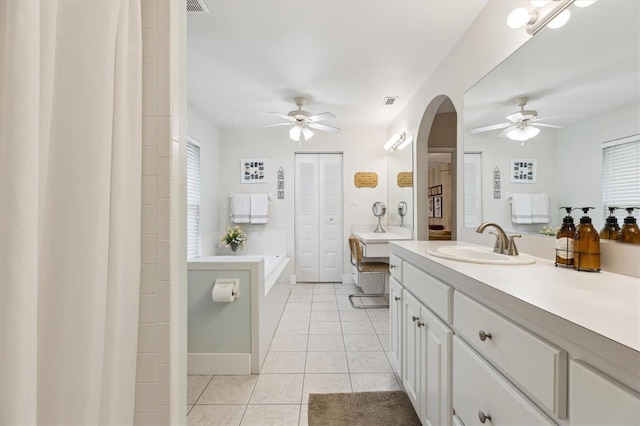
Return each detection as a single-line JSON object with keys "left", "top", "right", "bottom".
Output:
{"left": 187, "top": 140, "right": 201, "bottom": 258}
{"left": 464, "top": 152, "right": 482, "bottom": 228}
{"left": 602, "top": 136, "right": 640, "bottom": 222}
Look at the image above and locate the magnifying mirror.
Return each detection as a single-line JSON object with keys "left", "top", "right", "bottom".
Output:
{"left": 398, "top": 201, "right": 407, "bottom": 227}
{"left": 372, "top": 201, "right": 387, "bottom": 233}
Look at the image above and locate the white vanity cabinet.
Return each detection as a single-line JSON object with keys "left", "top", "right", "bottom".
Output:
{"left": 389, "top": 277, "right": 403, "bottom": 374}
{"left": 398, "top": 257, "right": 453, "bottom": 426}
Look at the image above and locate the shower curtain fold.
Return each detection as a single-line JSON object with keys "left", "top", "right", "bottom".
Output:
{"left": 0, "top": 1, "right": 142, "bottom": 424}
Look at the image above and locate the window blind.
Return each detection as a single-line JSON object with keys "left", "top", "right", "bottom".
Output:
{"left": 602, "top": 136, "right": 640, "bottom": 222}
{"left": 187, "top": 141, "right": 201, "bottom": 258}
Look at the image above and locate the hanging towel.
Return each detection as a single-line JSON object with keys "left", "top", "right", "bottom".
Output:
{"left": 250, "top": 193, "right": 269, "bottom": 223}
{"left": 530, "top": 193, "right": 550, "bottom": 223}
{"left": 231, "top": 193, "right": 251, "bottom": 223}
{"left": 511, "top": 193, "right": 533, "bottom": 224}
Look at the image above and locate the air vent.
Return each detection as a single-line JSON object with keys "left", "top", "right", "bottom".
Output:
{"left": 383, "top": 96, "right": 398, "bottom": 106}
{"left": 187, "top": 0, "right": 209, "bottom": 14}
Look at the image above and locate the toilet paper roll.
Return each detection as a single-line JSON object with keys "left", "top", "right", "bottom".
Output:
{"left": 212, "top": 283, "right": 236, "bottom": 302}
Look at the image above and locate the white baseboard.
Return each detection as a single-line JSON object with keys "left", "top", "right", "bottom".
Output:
{"left": 188, "top": 353, "right": 251, "bottom": 375}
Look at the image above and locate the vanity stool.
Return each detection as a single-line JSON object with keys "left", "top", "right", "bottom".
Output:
{"left": 347, "top": 236, "right": 389, "bottom": 309}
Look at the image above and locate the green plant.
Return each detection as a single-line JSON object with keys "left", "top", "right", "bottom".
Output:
{"left": 539, "top": 225, "right": 559, "bottom": 236}
{"left": 221, "top": 226, "right": 247, "bottom": 247}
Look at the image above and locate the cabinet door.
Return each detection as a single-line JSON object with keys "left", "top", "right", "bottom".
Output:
{"left": 389, "top": 277, "right": 403, "bottom": 374}
{"left": 570, "top": 360, "right": 640, "bottom": 425}
{"left": 402, "top": 290, "right": 422, "bottom": 414}
{"left": 422, "top": 305, "right": 453, "bottom": 426}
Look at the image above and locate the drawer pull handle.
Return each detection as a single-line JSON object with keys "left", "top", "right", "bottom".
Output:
{"left": 412, "top": 315, "right": 419, "bottom": 322}
{"left": 390, "top": 264, "right": 396, "bottom": 269}
{"left": 394, "top": 296, "right": 401, "bottom": 301}
{"left": 478, "top": 330, "right": 492, "bottom": 341}
{"left": 478, "top": 411, "right": 492, "bottom": 423}
{"left": 417, "top": 321, "right": 425, "bottom": 327}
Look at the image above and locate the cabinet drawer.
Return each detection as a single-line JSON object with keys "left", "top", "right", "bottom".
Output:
{"left": 402, "top": 262, "right": 452, "bottom": 323}
{"left": 389, "top": 253, "right": 403, "bottom": 282}
{"left": 570, "top": 360, "right": 640, "bottom": 425}
{"left": 454, "top": 292, "right": 566, "bottom": 418}
{"left": 453, "top": 337, "right": 555, "bottom": 426}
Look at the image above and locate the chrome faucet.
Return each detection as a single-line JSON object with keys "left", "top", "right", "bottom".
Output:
{"left": 476, "top": 222, "right": 521, "bottom": 256}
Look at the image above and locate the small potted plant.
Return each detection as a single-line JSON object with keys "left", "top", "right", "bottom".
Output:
{"left": 221, "top": 226, "right": 247, "bottom": 253}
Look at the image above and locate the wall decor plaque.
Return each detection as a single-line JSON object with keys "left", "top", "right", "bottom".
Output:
{"left": 397, "top": 171, "right": 413, "bottom": 188}
{"left": 354, "top": 172, "right": 378, "bottom": 188}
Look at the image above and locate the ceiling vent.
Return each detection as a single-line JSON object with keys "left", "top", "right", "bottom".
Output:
{"left": 383, "top": 96, "right": 398, "bottom": 106}
{"left": 187, "top": 0, "right": 209, "bottom": 14}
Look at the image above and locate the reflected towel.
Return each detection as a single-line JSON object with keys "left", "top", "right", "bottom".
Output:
{"left": 231, "top": 193, "right": 251, "bottom": 223}
{"left": 511, "top": 193, "right": 532, "bottom": 224}
{"left": 530, "top": 193, "right": 550, "bottom": 223}
{"left": 250, "top": 193, "right": 269, "bottom": 224}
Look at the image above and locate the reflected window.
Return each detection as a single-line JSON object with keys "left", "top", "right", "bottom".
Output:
{"left": 464, "top": 152, "right": 482, "bottom": 228}
{"left": 187, "top": 139, "right": 201, "bottom": 258}
{"left": 602, "top": 136, "right": 640, "bottom": 222}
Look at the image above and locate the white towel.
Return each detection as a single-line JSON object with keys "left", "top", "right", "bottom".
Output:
{"left": 231, "top": 193, "right": 251, "bottom": 223}
{"left": 530, "top": 193, "right": 550, "bottom": 223}
{"left": 250, "top": 193, "right": 269, "bottom": 224}
{"left": 511, "top": 193, "right": 533, "bottom": 224}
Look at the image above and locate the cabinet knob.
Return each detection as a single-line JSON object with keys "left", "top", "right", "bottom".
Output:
{"left": 478, "top": 330, "right": 492, "bottom": 341}
{"left": 394, "top": 296, "right": 401, "bottom": 301}
{"left": 478, "top": 411, "right": 492, "bottom": 423}
{"left": 390, "top": 264, "right": 396, "bottom": 269}
{"left": 417, "top": 321, "right": 425, "bottom": 327}
{"left": 412, "top": 315, "right": 419, "bottom": 322}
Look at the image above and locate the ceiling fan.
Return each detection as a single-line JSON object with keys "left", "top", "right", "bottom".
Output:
{"left": 259, "top": 97, "right": 341, "bottom": 143}
{"left": 470, "top": 97, "right": 569, "bottom": 142}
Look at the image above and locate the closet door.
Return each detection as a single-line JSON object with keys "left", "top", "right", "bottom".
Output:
{"left": 295, "top": 153, "right": 343, "bottom": 282}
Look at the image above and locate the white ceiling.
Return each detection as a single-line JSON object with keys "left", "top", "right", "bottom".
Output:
{"left": 187, "top": 0, "right": 488, "bottom": 130}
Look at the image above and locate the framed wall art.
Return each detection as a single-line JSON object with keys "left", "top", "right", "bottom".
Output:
{"left": 510, "top": 158, "right": 537, "bottom": 183}
{"left": 241, "top": 158, "right": 267, "bottom": 183}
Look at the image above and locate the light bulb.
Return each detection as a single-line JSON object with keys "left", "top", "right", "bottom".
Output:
{"left": 384, "top": 133, "right": 401, "bottom": 150}
{"left": 506, "top": 126, "right": 540, "bottom": 141}
{"left": 507, "top": 8, "right": 532, "bottom": 29}
{"left": 289, "top": 126, "right": 301, "bottom": 141}
{"left": 531, "top": 0, "right": 550, "bottom": 7}
{"left": 548, "top": 9, "right": 570, "bottom": 28}
{"left": 301, "top": 127, "right": 314, "bottom": 141}
{"left": 574, "top": 0, "right": 596, "bottom": 7}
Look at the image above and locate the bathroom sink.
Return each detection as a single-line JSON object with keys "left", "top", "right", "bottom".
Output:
{"left": 427, "top": 246, "right": 536, "bottom": 265}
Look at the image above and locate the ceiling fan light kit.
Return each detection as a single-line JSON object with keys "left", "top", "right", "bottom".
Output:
{"left": 507, "top": 0, "right": 597, "bottom": 35}
{"left": 259, "top": 96, "right": 340, "bottom": 144}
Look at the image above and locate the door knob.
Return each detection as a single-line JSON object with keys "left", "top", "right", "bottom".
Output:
{"left": 479, "top": 330, "right": 492, "bottom": 341}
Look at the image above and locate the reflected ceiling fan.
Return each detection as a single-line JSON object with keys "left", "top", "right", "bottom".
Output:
{"left": 259, "top": 97, "right": 340, "bottom": 143}
{"left": 470, "top": 97, "right": 571, "bottom": 142}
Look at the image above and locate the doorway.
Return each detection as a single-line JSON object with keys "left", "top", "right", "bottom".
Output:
{"left": 294, "top": 153, "right": 343, "bottom": 282}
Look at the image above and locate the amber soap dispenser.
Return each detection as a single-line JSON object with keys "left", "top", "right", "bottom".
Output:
{"left": 600, "top": 207, "right": 621, "bottom": 240}
{"left": 574, "top": 207, "right": 600, "bottom": 272}
{"left": 555, "top": 207, "right": 576, "bottom": 266}
{"left": 617, "top": 207, "right": 640, "bottom": 244}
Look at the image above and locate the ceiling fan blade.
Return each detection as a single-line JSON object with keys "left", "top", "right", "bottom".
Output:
{"left": 268, "top": 112, "right": 296, "bottom": 122}
{"left": 257, "top": 122, "right": 293, "bottom": 128}
{"left": 530, "top": 112, "right": 580, "bottom": 123}
{"left": 469, "top": 122, "right": 511, "bottom": 134}
{"left": 307, "top": 122, "right": 341, "bottom": 133}
{"left": 306, "top": 112, "right": 336, "bottom": 123}
{"left": 531, "top": 123, "right": 563, "bottom": 129}
{"left": 505, "top": 112, "right": 525, "bottom": 122}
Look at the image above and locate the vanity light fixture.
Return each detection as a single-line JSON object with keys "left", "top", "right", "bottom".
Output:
{"left": 384, "top": 132, "right": 403, "bottom": 151}
{"left": 396, "top": 133, "right": 413, "bottom": 150}
{"left": 507, "top": 0, "right": 597, "bottom": 35}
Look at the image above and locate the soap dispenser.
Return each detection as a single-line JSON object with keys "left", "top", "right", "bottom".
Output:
{"left": 600, "top": 207, "right": 621, "bottom": 240}
{"left": 617, "top": 207, "right": 640, "bottom": 244}
{"left": 573, "top": 207, "right": 600, "bottom": 272}
{"left": 555, "top": 207, "right": 576, "bottom": 266}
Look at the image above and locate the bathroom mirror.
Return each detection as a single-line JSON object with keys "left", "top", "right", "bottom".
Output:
{"left": 387, "top": 140, "right": 414, "bottom": 229}
{"left": 372, "top": 201, "right": 386, "bottom": 233}
{"left": 463, "top": 1, "right": 639, "bottom": 235}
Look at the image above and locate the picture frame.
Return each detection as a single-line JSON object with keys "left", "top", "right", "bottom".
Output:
{"left": 434, "top": 196, "right": 443, "bottom": 218}
{"left": 241, "top": 158, "right": 267, "bottom": 183}
{"left": 510, "top": 158, "right": 537, "bottom": 183}
{"left": 428, "top": 184, "right": 442, "bottom": 196}
{"left": 428, "top": 198, "right": 434, "bottom": 218}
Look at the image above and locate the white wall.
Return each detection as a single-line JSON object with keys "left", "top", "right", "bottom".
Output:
{"left": 198, "top": 126, "right": 389, "bottom": 278}
{"left": 188, "top": 107, "right": 222, "bottom": 256}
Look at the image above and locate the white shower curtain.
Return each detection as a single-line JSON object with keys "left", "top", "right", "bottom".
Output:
{"left": 0, "top": 1, "right": 142, "bottom": 424}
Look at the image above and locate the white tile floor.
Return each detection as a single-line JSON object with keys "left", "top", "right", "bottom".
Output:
{"left": 187, "top": 283, "right": 400, "bottom": 426}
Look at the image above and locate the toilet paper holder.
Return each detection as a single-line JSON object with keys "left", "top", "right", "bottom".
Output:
{"left": 212, "top": 278, "right": 240, "bottom": 302}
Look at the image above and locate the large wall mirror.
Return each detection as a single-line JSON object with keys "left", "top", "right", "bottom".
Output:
{"left": 387, "top": 142, "right": 414, "bottom": 230}
{"left": 463, "top": 1, "right": 639, "bottom": 236}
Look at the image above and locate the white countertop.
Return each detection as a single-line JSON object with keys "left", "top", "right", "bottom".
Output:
{"left": 390, "top": 240, "right": 640, "bottom": 353}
